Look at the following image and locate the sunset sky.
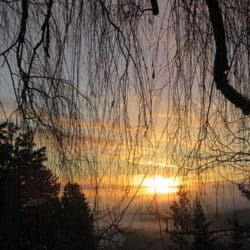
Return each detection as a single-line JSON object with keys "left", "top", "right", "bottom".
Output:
{"left": 0, "top": 0, "right": 249, "bottom": 218}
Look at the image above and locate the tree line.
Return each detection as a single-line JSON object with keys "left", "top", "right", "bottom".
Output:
{"left": 1, "top": 121, "right": 250, "bottom": 250}
{"left": 0, "top": 122, "right": 96, "bottom": 250}
{"left": 166, "top": 186, "right": 250, "bottom": 250}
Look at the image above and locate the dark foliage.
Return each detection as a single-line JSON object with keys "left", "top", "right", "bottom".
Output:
{"left": 0, "top": 123, "right": 60, "bottom": 203}
{"left": 169, "top": 188, "right": 217, "bottom": 250}
{"left": 228, "top": 213, "right": 244, "bottom": 250}
{"left": 0, "top": 123, "right": 61, "bottom": 249}
{"left": 0, "top": 123, "right": 97, "bottom": 250}
{"left": 61, "top": 182, "right": 97, "bottom": 250}
{"left": 191, "top": 198, "right": 214, "bottom": 250}
{"left": 169, "top": 185, "right": 192, "bottom": 250}
{"left": 238, "top": 182, "right": 250, "bottom": 200}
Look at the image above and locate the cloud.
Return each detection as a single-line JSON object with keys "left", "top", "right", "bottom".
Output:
{"left": 128, "top": 159, "right": 178, "bottom": 168}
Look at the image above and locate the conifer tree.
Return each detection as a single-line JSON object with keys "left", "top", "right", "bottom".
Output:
{"left": 191, "top": 198, "right": 214, "bottom": 250}
{"left": 169, "top": 185, "right": 192, "bottom": 250}
{"left": 61, "top": 182, "right": 97, "bottom": 250}
{"left": 0, "top": 122, "right": 60, "bottom": 249}
{"left": 229, "top": 212, "right": 244, "bottom": 250}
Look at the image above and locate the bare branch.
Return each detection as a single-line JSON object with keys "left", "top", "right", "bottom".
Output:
{"left": 206, "top": 0, "right": 250, "bottom": 115}
{"left": 150, "top": 0, "right": 159, "bottom": 15}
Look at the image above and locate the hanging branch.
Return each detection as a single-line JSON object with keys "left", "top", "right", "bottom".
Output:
{"left": 206, "top": 0, "right": 250, "bottom": 115}
{"left": 150, "top": 0, "right": 159, "bottom": 15}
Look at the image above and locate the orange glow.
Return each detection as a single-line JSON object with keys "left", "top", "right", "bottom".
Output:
{"left": 141, "top": 175, "right": 180, "bottom": 194}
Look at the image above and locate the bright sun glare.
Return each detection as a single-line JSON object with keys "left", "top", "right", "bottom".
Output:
{"left": 141, "top": 176, "right": 180, "bottom": 194}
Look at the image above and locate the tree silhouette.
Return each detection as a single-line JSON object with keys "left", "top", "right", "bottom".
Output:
{"left": 238, "top": 182, "right": 250, "bottom": 201}
{"left": 0, "top": 123, "right": 60, "bottom": 202}
{"left": 169, "top": 190, "right": 217, "bottom": 250}
{"left": 191, "top": 198, "right": 214, "bottom": 250}
{"left": 0, "top": 122, "right": 60, "bottom": 249}
{"left": 61, "top": 182, "right": 97, "bottom": 250}
{"left": 169, "top": 185, "right": 192, "bottom": 250}
{"left": 228, "top": 212, "right": 244, "bottom": 250}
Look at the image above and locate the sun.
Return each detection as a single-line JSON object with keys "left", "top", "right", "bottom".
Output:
{"left": 142, "top": 176, "right": 180, "bottom": 194}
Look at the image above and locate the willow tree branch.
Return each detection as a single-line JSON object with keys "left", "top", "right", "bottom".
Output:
{"left": 206, "top": 0, "right": 250, "bottom": 115}
{"left": 150, "top": 0, "right": 159, "bottom": 15}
